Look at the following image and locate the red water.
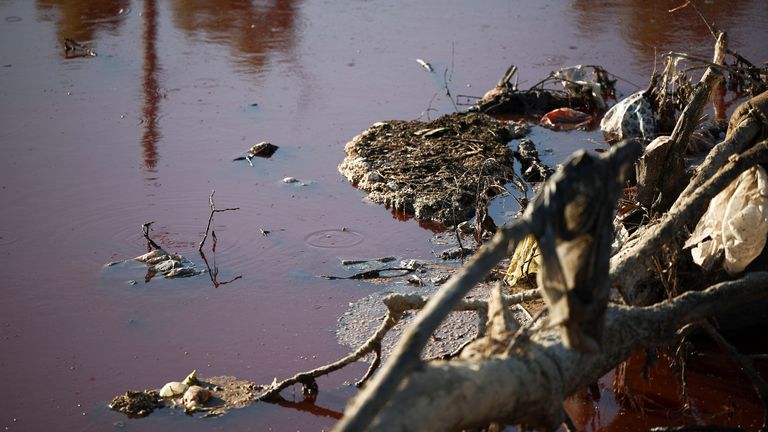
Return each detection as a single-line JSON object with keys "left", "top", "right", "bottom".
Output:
{"left": 0, "top": 1, "right": 766, "bottom": 431}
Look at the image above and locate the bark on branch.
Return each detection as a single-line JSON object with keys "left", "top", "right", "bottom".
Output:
{"left": 351, "top": 273, "right": 768, "bottom": 431}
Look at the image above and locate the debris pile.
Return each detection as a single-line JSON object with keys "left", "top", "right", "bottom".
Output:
{"left": 338, "top": 112, "right": 517, "bottom": 225}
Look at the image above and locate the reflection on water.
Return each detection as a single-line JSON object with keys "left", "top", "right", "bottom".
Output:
{"left": 171, "top": 0, "right": 300, "bottom": 74}
{"left": 141, "top": 0, "right": 160, "bottom": 171}
{"left": 571, "top": 0, "right": 766, "bottom": 66}
{"left": 35, "top": 0, "right": 129, "bottom": 43}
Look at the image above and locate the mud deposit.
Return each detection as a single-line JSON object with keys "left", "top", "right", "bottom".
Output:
{"left": 339, "top": 113, "right": 516, "bottom": 224}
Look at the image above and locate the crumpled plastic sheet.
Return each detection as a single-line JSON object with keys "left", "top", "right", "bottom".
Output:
{"left": 554, "top": 65, "right": 606, "bottom": 111}
{"left": 600, "top": 91, "right": 657, "bottom": 141}
{"left": 685, "top": 166, "right": 768, "bottom": 274}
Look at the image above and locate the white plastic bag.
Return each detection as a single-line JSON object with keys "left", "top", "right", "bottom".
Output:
{"left": 600, "top": 91, "right": 656, "bottom": 141}
{"left": 687, "top": 166, "right": 768, "bottom": 274}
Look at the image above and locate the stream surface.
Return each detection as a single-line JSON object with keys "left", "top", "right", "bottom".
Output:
{"left": 1, "top": 1, "right": 766, "bottom": 431}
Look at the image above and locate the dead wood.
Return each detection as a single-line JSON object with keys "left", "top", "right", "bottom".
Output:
{"left": 334, "top": 141, "right": 641, "bottom": 431}
{"left": 338, "top": 273, "right": 768, "bottom": 431}
{"left": 637, "top": 32, "right": 727, "bottom": 213}
{"left": 256, "top": 289, "right": 541, "bottom": 401}
{"left": 614, "top": 137, "right": 768, "bottom": 306}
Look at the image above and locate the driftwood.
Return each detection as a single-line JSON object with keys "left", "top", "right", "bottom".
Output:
{"left": 637, "top": 32, "right": 727, "bottom": 213}
{"left": 335, "top": 50, "right": 768, "bottom": 432}
{"left": 341, "top": 274, "right": 768, "bottom": 431}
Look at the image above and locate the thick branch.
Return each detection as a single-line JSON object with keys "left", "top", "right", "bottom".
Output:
{"left": 360, "top": 273, "right": 768, "bottom": 431}
{"left": 613, "top": 139, "right": 768, "bottom": 305}
{"left": 333, "top": 220, "right": 532, "bottom": 432}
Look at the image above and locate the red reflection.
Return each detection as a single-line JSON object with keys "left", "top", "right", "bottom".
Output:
{"left": 565, "top": 345, "right": 766, "bottom": 431}
{"left": 36, "top": 0, "right": 130, "bottom": 43}
{"left": 141, "top": 0, "right": 160, "bottom": 171}
{"left": 170, "top": 0, "right": 299, "bottom": 72}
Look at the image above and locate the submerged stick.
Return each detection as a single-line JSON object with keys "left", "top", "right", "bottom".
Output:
{"left": 198, "top": 190, "right": 239, "bottom": 252}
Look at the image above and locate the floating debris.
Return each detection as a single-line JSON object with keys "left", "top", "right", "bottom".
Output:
{"left": 234, "top": 141, "right": 279, "bottom": 166}
{"left": 416, "top": 58, "right": 433, "bottom": 72}
{"left": 64, "top": 38, "right": 97, "bottom": 58}
{"left": 539, "top": 107, "right": 592, "bottom": 131}
{"left": 339, "top": 112, "right": 516, "bottom": 225}
{"left": 109, "top": 390, "right": 162, "bottom": 418}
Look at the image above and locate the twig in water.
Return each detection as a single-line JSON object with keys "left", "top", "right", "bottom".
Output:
{"left": 199, "top": 250, "right": 242, "bottom": 288}
{"left": 198, "top": 190, "right": 239, "bottom": 252}
{"left": 444, "top": 67, "right": 459, "bottom": 112}
{"left": 256, "top": 288, "right": 541, "bottom": 401}
{"left": 141, "top": 221, "right": 162, "bottom": 251}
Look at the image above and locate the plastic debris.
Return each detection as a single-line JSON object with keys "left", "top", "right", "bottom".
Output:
{"left": 233, "top": 141, "right": 279, "bottom": 166}
{"left": 416, "top": 58, "right": 433, "bottom": 72}
{"left": 600, "top": 91, "right": 657, "bottom": 142}
{"left": 686, "top": 166, "right": 768, "bottom": 274}
{"left": 504, "top": 234, "right": 539, "bottom": 286}
{"left": 553, "top": 65, "right": 608, "bottom": 110}
{"left": 539, "top": 107, "right": 592, "bottom": 131}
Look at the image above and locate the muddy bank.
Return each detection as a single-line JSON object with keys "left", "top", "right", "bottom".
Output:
{"left": 338, "top": 112, "right": 519, "bottom": 225}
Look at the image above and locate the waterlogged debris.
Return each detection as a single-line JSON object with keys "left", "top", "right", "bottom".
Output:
{"left": 106, "top": 224, "right": 204, "bottom": 281}
{"left": 182, "top": 385, "right": 212, "bottom": 413}
{"left": 600, "top": 91, "right": 657, "bottom": 142}
{"left": 159, "top": 381, "right": 188, "bottom": 398}
{"left": 440, "top": 246, "right": 475, "bottom": 260}
{"left": 109, "top": 390, "right": 162, "bottom": 418}
{"left": 686, "top": 166, "right": 768, "bottom": 274}
{"left": 339, "top": 256, "right": 397, "bottom": 266}
{"left": 474, "top": 63, "right": 615, "bottom": 115}
{"left": 515, "top": 139, "right": 554, "bottom": 183}
{"left": 134, "top": 247, "right": 203, "bottom": 279}
{"left": 63, "top": 38, "right": 97, "bottom": 58}
{"left": 553, "top": 65, "right": 611, "bottom": 110}
{"left": 321, "top": 267, "right": 414, "bottom": 280}
{"left": 158, "top": 370, "right": 198, "bottom": 398}
{"left": 416, "top": 58, "right": 433, "bottom": 72}
{"left": 504, "top": 234, "right": 539, "bottom": 286}
{"left": 111, "top": 372, "right": 261, "bottom": 418}
{"left": 539, "top": 108, "right": 592, "bottom": 131}
{"left": 233, "top": 141, "right": 279, "bottom": 166}
{"left": 339, "top": 112, "right": 516, "bottom": 224}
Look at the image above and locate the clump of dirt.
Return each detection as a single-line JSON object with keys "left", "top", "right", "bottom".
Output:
{"left": 338, "top": 112, "right": 516, "bottom": 225}
{"left": 109, "top": 390, "right": 162, "bottom": 418}
{"left": 109, "top": 376, "right": 261, "bottom": 418}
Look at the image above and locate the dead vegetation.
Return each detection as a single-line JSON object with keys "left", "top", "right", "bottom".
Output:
{"left": 338, "top": 112, "right": 520, "bottom": 225}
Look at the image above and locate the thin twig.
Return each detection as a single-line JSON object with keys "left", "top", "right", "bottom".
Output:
{"left": 255, "top": 288, "right": 541, "bottom": 401}
{"left": 141, "top": 221, "right": 162, "bottom": 250}
{"left": 198, "top": 190, "right": 239, "bottom": 252}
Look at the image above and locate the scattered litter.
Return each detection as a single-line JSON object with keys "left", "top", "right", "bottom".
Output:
{"left": 504, "top": 234, "right": 539, "bottom": 286}
{"left": 515, "top": 139, "right": 554, "bottom": 183}
{"left": 64, "top": 38, "right": 97, "bottom": 58}
{"left": 340, "top": 257, "right": 397, "bottom": 266}
{"left": 539, "top": 107, "right": 592, "bottom": 131}
{"left": 600, "top": 91, "right": 657, "bottom": 142}
{"left": 234, "top": 141, "right": 279, "bottom": 166}
{"left": 440, "top": 246, "right": 475, "bottom": 260}
{"left": 416, "top": 58, "right": 433, "bottom": 72}
{"left": 686, "top": 166, "right": 768, "bottom": 274}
